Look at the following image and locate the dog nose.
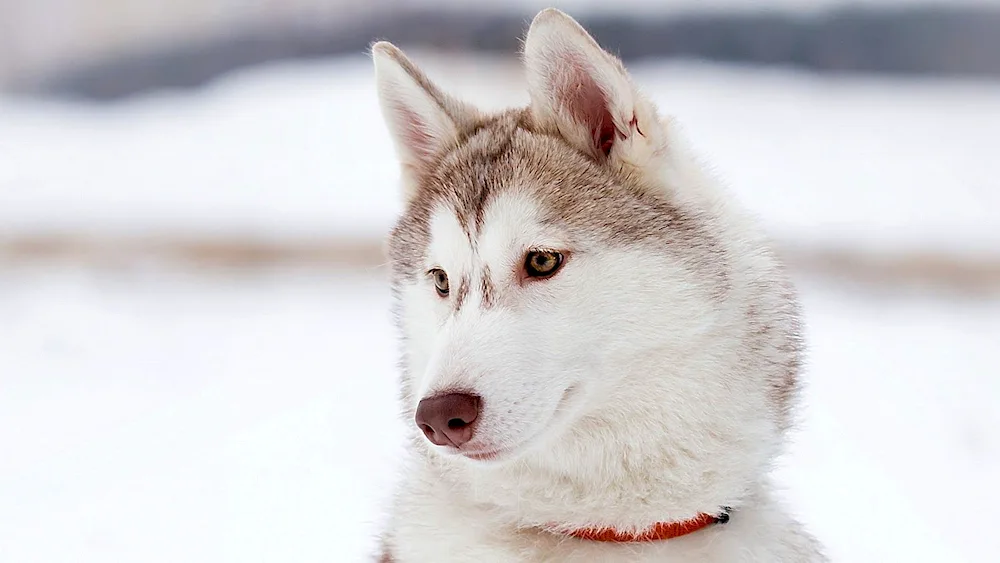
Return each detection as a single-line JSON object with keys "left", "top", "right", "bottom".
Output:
{"left": 414, "top": 393, "right": 481, "bottom": 448}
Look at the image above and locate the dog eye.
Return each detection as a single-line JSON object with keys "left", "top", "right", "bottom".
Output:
{"left": 524, "top": 250, "right": 564, "bottom": 279}
{"left": 429, "top": 268, "right": 450, "bottom": 296}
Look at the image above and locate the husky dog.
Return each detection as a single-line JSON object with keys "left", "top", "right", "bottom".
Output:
{"left": 371, "top": 8, "right": 825, "bottom": 562}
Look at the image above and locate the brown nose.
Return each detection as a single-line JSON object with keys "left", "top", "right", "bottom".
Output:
{"left": 414, "top": 393, "right": 481, "bottom": 448}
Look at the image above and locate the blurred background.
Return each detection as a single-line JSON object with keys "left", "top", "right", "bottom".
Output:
{"left": 1, "top": 1, "right": 999, "bottom": 561}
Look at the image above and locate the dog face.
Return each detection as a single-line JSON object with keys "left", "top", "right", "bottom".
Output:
{"left": 374, "top": 10, "right": 796, "bottom": 475}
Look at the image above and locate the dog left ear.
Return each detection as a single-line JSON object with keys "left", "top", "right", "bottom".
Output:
{"left": 523, "top": 9, "right": 661, "bottom": 166}
{"left": 372, "top": 41, "right": 478, "bottom": 201}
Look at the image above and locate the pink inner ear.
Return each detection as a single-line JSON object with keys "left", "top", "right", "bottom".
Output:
{"left": 397, "top": 104, "right": 437, "bottom": 161}
{"left": 596, "top": 119, "right": 616, "bottom": 157}
{"left": 557, "top": 56, "right": 619, "bottom": 158}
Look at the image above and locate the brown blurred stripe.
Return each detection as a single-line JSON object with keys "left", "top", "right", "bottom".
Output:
{"left": 2, "top": 234, "right": 999, "bottom": 295}
{"left": 780, "top": 245, "right": 1000, "bottom": 295}
{"left": 0, "top": 234, "right": 387, "bottom": 270}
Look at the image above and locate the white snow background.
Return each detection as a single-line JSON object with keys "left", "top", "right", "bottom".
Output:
{"left": 1, "top": 55, "right": 999, "bottom": 562}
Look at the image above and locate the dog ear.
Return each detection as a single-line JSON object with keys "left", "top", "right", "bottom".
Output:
{"left": 372, "top": 42, "right": 477, "bottom": 200}
{"left": 523, "top": 9, "right": 659, "bottom": 165}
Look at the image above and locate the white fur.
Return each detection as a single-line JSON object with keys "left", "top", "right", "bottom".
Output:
{"left": 374, "top": 8, "right": 825, "bottom": 562}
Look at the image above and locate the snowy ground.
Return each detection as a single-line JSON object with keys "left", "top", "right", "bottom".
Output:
{"left": 1, "top": 55, "right": 999, "bottom": 561}
{"left": 0, "top": 268, "right": 404, "bottom": 563}
{"left": 0, "top": 267, "right": 997, "bottom": 562}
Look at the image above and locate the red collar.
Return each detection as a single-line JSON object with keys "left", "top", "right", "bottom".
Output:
{"left": 557, "top": 509, "right": 730, "bottom": 543}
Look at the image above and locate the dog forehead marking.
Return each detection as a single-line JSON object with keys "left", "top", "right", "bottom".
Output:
{"left": 428, "top": 190, "right": 546, "bottom": 312}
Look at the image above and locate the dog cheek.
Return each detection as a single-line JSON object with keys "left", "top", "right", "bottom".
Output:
{"left": 478, "top": 383, "right": 559, "bottom": 447}
{"left": 503, "top": 361, "right": 579, "bottom": 433}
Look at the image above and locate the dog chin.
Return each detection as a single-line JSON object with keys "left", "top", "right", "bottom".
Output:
{"left": 461, "top": 447, "right": 514, "bottom": 463}
{"left": 423, "top": 441, "right": 519, "bottom": 465}
{"left": 429, "top": 432, "right": 535, "bottom": 465}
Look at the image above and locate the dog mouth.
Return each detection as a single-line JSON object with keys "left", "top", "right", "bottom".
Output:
{"left": 460, "top": 448, "right": 507, "bottom": 461}
{"left": 458, "top": 385, "right": 583, "bottom": 463}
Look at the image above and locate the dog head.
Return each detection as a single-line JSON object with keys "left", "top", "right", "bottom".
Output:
{"left": 373, "top": 9, "right": 799, "bottom": 502}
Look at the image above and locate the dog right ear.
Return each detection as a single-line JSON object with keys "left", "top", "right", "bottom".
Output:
{"left": 372, "top": 42, "right": 476, "bottom": 200}
{"left": 523, "top": 9, "right": 667, "bottom": 176}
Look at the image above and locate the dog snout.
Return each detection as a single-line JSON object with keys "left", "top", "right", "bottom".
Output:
{"left": 414, "top": 393, "right": 481, "bottom": 448}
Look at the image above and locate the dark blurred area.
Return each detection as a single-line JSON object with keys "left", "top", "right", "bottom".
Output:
{"left": 3, "top": 3, "right": 1000, "bottom": 100}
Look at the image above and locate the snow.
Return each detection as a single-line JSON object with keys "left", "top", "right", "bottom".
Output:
{"left": 2, "top": 55, "right": 999, "bottom": 255}
{"left": 778, "top": 283, "right": 1000, "bottom": 562}
{"left": 0, "top": 268, "right": 997, "bottom": 561}
{"left": 0, "top": 268, "right": 405, "bottom": 562}
{"left": 0, "top": 61, "right": 404, "bottom": 241}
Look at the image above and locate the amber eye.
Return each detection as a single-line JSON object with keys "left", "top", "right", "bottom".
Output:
{"left": 429, "top": 268, "right": 450, "bottom": 296}
{"left": 524, "top": 250, "right": 564, "bottom": 279}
